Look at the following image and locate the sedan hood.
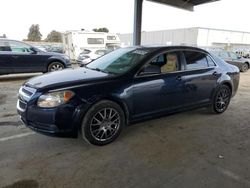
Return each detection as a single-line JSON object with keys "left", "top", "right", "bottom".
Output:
{"left": 26, "top": 68, "right": 109, "bottom": 90}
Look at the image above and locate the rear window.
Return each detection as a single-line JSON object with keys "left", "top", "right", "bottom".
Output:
{"left": 184, "top": 51, "right": 209, "bottom": 70}
{"left": 0, "top": 40, "right": 11, "bottom": 51}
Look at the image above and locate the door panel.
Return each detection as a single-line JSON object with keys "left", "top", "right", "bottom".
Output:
{"left": 182, "top": 51, "right": 218, "bottom": 105}
{"left": 11, "top": 52, "right": 47, "bottom": 73}
{"left": 132, "top": 73, "right": 185, "bottom": 118}
{"left": 182, "top": 68, "right": 219, "bottom": 105}
{"left": 7, "top": 40, "right": 47, "bottom": 73}
{"left": 0, "top": 52, "right": 14, "bottom": 74}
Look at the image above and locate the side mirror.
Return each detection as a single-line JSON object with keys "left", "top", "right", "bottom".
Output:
{"left": 30, "top": 47, "right": 38, "bottom": 54}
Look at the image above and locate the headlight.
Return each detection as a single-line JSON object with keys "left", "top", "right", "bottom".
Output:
{"left": 37, "top": 90, "right": 75, "bottom": 108}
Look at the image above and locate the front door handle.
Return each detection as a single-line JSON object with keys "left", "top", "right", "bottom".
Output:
{"left": 12, "top": 55, "right": 19, "bottom": 59}
{"left": 212, "top": 71, "right": 219, "bottom": 76}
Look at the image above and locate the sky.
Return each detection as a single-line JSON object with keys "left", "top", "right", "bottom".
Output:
{"left": 1, "top": 0, "right": 249, "bottom": 40}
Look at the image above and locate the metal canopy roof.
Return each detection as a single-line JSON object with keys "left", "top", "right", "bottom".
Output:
{"left": 133, "top": 0, "right": 220, "bottom": 45}
{"left": 147, "top": 0, "right": 219, "bottom": 11}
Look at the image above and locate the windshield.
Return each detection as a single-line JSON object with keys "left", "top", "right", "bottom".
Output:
{"left": 86, "top": 48, "right": 148, "bottom": 74}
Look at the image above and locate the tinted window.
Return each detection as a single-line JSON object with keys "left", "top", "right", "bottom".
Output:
{"left": 184, "top": 51, "right": 208, "bottom": 70}
{"left": 140, "top": 52, "right": 180, "bottom": 75}
{"left": 229, "top": 52, "right": 238, "bottom": 59}
{"left": 0, "top": 40, "right": 11, "bottom": 51}
{"left": 10, "top": 41, "right": 32, "bottom": 53}
{"left": 87, "top": 48, "right": 148, "bottom": 74}
{"left": 87, "top": 38, "right": 104, "bottom": 44}
{"left": 107, "top": 36, "right": 116, "bottom": 40}
{"left": 219, "top": 51, "right": 229, "bottom": 58}
{"left": 207, "top": 56, "right": 216, "bottom": 67}
{"left": 95, "top": 50, "right": 107, "bottom": 55}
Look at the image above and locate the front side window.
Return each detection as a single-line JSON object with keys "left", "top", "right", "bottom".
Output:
{"left": 86, "top": 48, "right": 148, "bottom": 74}
{"left": 184, "top": 51, "right": 208, "bottom": 70}
{"left": 140, "top": 52, "right": 180, "bottom": 75}
{"left": 219, "top": 51, "right": 229, "bottom": 58}
{"left": 229, "top": 52, "right": 238, "bottom": 59}
{"left": 9, "top": 41, "right": 32, "bottom": 53}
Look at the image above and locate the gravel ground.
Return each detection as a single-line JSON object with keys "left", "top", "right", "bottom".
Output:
{"left": 0, "top": 71, "right": 250, "bottom": 188}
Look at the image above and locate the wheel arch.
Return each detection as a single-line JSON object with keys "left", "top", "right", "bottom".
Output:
{"left": 95, "top": 96, "right": 130, "bottom": 126}
{"left": 244, "top": 61, "right": 250, "bottom": 68}
{"left": 76, "top": 95, "right": 130, "bottom": 131}
{"left": 221, "top": 81, "right": 232, "bottom": 92}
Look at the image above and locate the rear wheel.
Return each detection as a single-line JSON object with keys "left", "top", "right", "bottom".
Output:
{"left": 81, "top": 100, "right": 125, "bottom": 146}
{"left": 210, "top": 85, "right": 232, "bottom": 114}
{"left": 241, "top": 63, "right": 249, "bottom": 72}
{"left": 48, "top": 62, "right": 64, "bottom": 72}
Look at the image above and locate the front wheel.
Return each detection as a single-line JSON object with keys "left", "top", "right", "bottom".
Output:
{"left": 210, "top": 85, "right": 232, "bottom": 114}
{"left": 241, "top": 63, "right": 249, "bottom": 72}
{"left": 47, "top": 62, "right": 65, "bottom": 72}
{"left": 81, "top": 100, "right": 125, "bottom": 146}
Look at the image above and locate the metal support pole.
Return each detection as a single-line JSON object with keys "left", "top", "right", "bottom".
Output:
{"left": 133, "top": 0, "right": 143, "bottom": 46}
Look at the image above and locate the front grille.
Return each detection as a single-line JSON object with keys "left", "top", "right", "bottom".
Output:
{"left": 22, "top": 88, "right": 33, "bottom": 96}
{"left": 18, "top": 85, "right": 36, "bottom": 102}
{"left": 17, "top": 99, "right": 26, "bottom": 112}
{"left": 17, "top": 85, "right": 36, "bottom": 112}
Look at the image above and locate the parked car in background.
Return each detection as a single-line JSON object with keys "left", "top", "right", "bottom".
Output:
{"left": 210, "top": 50, "right": 249, "bottom": 72}
{"left": 0, "top": 39, "right": 71, "bottom": 75}
{"left": 47, "top": 45, "right": 64, "bottom": 54}
{"left": 77, "top": 48, "right": 111, "bottom": 66}
{"left": 33, "top": 45, "right": 47, "bottom": 52}
{"left": 17, "top": 46, "right": 239, "bottom": 145}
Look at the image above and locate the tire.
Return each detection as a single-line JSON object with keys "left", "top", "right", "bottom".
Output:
{"left": 47, "top": 62, "right": 65, "bottom": 72}
{"left": 81, "top": 100, "right": 125, "bottom": 146}
{"left": 210, "top": 85, "right": 232, "bottom": 114}
{"left": 241, "top": 63, "right": 249, "bottom": 72}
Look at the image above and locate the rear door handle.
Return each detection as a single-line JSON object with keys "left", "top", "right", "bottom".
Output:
{"left": 176, "top": 76, "right": 182, "bottom": 81}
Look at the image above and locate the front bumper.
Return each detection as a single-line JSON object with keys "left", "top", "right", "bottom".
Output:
{"left": 16, "top": 85, "right": 82, "bottom": 137}
{"left": 17, "top": 100, "right": 78, "bottom": 137}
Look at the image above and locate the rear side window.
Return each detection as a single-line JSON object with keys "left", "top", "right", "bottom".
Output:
{"left": 0, "top": 40, "right": 11, "bottom": 51}
{"left": 207, "top": 56, "right": 216, "bottom": 67}
{"left": 184, "top": 51, "right": 208, "bottom": 70}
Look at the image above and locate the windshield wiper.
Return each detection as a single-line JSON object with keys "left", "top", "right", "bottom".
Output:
{"left": 86, "top": 67, "right": 114, "bottom": 74}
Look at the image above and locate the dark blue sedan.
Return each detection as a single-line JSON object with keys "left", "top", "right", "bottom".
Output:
{"left": 0, "top": 39, "right": 71, "bottom": 75}
{"left": 17, "top": 46, "right": 240, "bottom": 145}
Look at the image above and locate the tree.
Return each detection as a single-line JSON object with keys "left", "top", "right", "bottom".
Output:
{"left": 27, "top": 24, "right": 42, "bottom": 41}
{"left": 0, "top": 34, "right": 7, "bottom": 38}
{"left": 93, "top": 27, "right": 109, "bottom": 33}
{"left": 45, "top": 30, "right": 62, "bottom": 42}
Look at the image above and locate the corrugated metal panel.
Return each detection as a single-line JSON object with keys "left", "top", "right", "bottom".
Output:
{"left": 147, "top": 0, "right": 219, "bottom": 11}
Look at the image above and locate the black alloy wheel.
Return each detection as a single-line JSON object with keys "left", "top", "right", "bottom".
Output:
{"left": 213, "top": 85, "right": 232, "bottom": 113}
{"left": 48, "top": 62, "right": 64, "bottom": 72}
{"left": 241, "top": 63, "right": 249, "bottom": 72}
{"left": 81, "top": 100, "right": 125, "bottom": 146}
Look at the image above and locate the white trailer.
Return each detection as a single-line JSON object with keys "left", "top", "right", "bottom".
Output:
{"left": 62, "top": 31, "right": 120, "bottom": 60}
